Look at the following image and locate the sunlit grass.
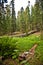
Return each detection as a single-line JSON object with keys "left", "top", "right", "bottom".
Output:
{"left": 0, "top": 34, "right": 43, "bottom": 64}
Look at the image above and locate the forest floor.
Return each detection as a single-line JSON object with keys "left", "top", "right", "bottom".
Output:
{"left": 0, "top": 31, "right": 43, "bottom": 65}
{"left": 3, "top": 44, "right": 38, "bottom": 65}
{"left": 2, "top": 32, "right": 43, "bottom": 65}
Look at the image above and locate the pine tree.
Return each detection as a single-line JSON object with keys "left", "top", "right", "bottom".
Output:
{"left": 5, "top": 5, "right": 12, "bottom": 34}
{"left": 11, "top": 0, "right": 16, "bottom": 32}
{"left": 31, "top": 6, "right": 35, "bottom": 30}
{"left": 31, "top": 1, "right": 41, "bottom": 31}
{"left": 24, "top": 6, "right": 30, "bottom": 33}
{"left": 20, "top": 7, "right": 26, "bottom": 33}
{"left": 16, "top": 11, "right": 21, "bottom": 31}
{"left": 39, "top": 0, "right": 43, "bottom": 39}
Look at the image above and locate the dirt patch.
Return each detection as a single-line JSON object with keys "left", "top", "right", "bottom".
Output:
{"left": 33, "top": 32, "right": 40, "bottom": 36}
{"left": 3, "top": 59, "right": 18, "bottom": 65}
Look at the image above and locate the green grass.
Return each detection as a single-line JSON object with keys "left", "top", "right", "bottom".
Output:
{"left": 13, "top": 35, "right": 41, "bottom": 51}
{"left": 0, "top": 34, "right": 43, "bottom": 65}
{"left": 13, "top": 34, "right": 43, "bottom": 64}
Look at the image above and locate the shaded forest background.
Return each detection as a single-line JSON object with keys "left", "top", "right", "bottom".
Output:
{"left": 0, "top": 0, "right": 43, "bottom": 39}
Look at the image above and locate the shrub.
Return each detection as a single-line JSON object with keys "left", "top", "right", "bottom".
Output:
{"left": 0, "top": 37, "right": 18, "bottom": 58}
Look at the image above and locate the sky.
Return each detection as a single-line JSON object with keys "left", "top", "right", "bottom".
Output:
{"left": 7, "top": 0, "right": 35, "bottom": 16}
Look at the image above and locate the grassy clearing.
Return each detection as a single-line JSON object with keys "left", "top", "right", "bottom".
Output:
{"left": 16, "top": 35, "right": 40, "bottom": 51}
{"left": 14, "top": 34, "right": 43, "bottom": 65}
{"left": 0, "top": 34, "right": 43, "bottom": 65}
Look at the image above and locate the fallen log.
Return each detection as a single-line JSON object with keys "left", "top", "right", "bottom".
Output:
{"left": 15, "top": 30, "right": 38, "bottom": 37}
{"left": 18, "top": 44, "right": 37, "bottom": 63}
